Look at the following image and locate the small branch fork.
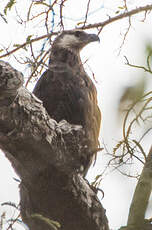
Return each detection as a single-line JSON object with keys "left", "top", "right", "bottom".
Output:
{"left": 124, "top": 56, "right": 152, "bottom": 74}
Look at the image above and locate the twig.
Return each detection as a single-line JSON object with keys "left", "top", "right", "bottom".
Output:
{"left": 147, "top": 52, "right": 152, "bottom": 72}
{"left": 123, "top": 0, "right": 128, "bottom": 11}
{"left": 139, "top": 127, "right": 152, "bottom": 143}
{"left": 132, "top": 140, "right": 146, "bottom": 161}
{"left": 25, "top": 48, "right": 50, "bottom": 87}
{"left": 6, "top": 213, "right": 20, "bottom": 230}
{"left": 59, "top": 0, "right": 67, "bottom": 29}
{"left": 118, "top": 16, "right": 131, "bottom": 53}
{"left": 83, "top": 0, "right": 91, "bottom": 28}
{"left": 124, "top": 56, "right": 152, "bottom": 74}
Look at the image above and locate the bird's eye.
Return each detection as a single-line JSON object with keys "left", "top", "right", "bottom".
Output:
{"left": 75, "top": 31, "right": 82, "bottom": 37}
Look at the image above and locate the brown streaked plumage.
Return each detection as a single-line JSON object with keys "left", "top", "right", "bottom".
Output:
{"left": 33, "top": 30, "right": 101, "bottom": 176}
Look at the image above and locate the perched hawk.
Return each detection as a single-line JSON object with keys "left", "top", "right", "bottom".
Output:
{"left": 33, "top": 30, "right": 101, "bottom": 176}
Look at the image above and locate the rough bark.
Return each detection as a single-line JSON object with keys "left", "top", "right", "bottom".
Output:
{"left": 0, "top": 61, "right": 109, "bottom": 230}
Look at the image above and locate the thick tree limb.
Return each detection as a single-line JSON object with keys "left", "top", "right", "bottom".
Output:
{"left": 0, "top": 61, "right": 109, "bottom": 230}
{"left": 119, "top": 146, "right": 152, "bottom": 230}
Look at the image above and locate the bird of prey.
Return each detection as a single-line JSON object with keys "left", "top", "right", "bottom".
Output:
{"left": 33, "top": 30, "right": 101, "bottom": 176}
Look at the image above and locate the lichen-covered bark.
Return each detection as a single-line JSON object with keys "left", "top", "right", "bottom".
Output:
{"left": 0, "top": 61, "right": 109, "bottom": 230}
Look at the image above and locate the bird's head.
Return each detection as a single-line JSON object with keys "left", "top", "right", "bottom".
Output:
{"left": 52, "top": 30, "right": 100, "bottom": 51}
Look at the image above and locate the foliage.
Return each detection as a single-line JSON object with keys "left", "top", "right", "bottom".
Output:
{"left": 4, "top": 0, "right": 16, "bottom": 15}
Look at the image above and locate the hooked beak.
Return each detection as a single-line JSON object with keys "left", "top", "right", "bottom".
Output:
{"left": 87, "top": 33, "right": 100, "bottom": 43}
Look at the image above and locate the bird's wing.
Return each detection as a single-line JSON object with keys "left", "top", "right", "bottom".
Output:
{"left": 33, "top": 66, "right": 101, "bottom": 147}
{"left": 33, "top": 67, "right": 85, "bottom": 123}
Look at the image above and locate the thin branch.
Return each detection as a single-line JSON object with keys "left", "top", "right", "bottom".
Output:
{"left": 147, "top": 52, "right": 152, "bottom": 72}
{"left": 6, "top": 213, "right": 20, "bottom": 230}
{"left": 29, "top": 42, "right": 36, "bottom": 63}
{"left": 132, "top": 140, "right": 146, "bottom": 160}
{"left": 59, "top": 0, "right": 67, "bottom": 29}
{"left": 124, "top": 56, "right": 152, "bottom": 74}
{"left": 141, "top": 9, "right": 149, "bottom": 22}
{"left": 139, "top": 127, "right": 152, "bottom": 143}
{"left": 79, "top": 4, "right": 152, "bottom": 30}
{"left": 122, "top": 91, "right": 152, "bottom": 140}
{"left": 118, "top": 16, "right": 131, "bottom": 53}
{"left": 114, "top": 90, "right": 152, "bottom": 167}
{"left": 0, "top": 32, "right": 58, "bottom": 59}
{"left": 116, "top": 167, "right": 139, "bottom": 179}
{"left": 123, "top": 0, "right": 128, "bottom": 11}
{"left": 124, "top": 98, "right": 151, "bottom": 140}
{"left": 25, "top": 48, "right": 50, "bottom": 87}
{"left": 131, "top": 152, "right": 145, "bottom": 165}
{"left": 45, "top": 9, "right": 50, "bottom": 34}
{"left": 83, "top": 0, "right": 91, "bottom": 28}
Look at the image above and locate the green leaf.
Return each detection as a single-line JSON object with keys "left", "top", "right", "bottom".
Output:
{"left": 115, "top": 10, "right": 120, "bottom": 14}
{"left": 13, "top": 44, "right": 28, "bottom": 51}
{"left": 13, "top": 44, "right": 21, "bottom": 47}
{"left": 118, "top": 6, "right": 126, "bottom": 10}
{"left": 113, "top": 140, "right": 124, "bottom": 155}
{"left": 4, "top": 0, "right": 16, "bottom": 15}
{"left": 26, "top": 35, "right": 33, "bottom": 43}
{"left": 77, "top": 21, "right": 85, "bottom": 26}
{"left": 34, "top": 2, "right": 51, "bottom": 8}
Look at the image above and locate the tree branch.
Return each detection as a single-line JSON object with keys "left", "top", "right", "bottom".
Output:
{"left": 119, "top": 146, "right": 152, "bottom": 230}
{"left": 0, "top": 32, "right": 57, "bottom": 59}
{"left": 0, "top": 4, "right": 152, "bottom": 60}
{"left": 79, "top": 4, "right": 152, "bottom": 30}
{"left": 124, "top": 56, "right": 152, "bottom": 74}
{"left": 0, "top": 60, "right": 109, "bottom": 230}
